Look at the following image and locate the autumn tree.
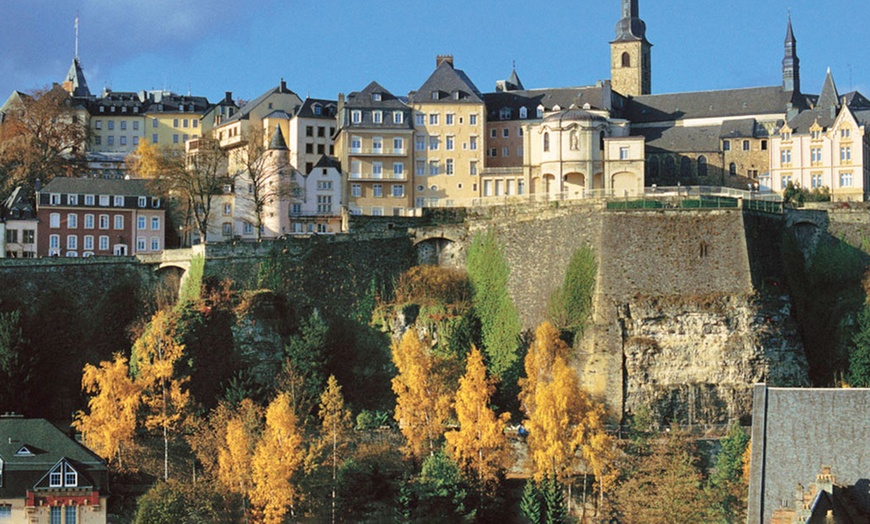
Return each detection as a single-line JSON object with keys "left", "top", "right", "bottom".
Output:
{"left": 445, "top": 346, "right": 510, "bottom": 485}
{"left": 131, "top": 310, "right": 190, "bottom": 480}
{"left": 318, "top": 375, "right": 352, "bottom": 524}
{"left": 251, "top": 391, "right": 304, "bottom": 524}
{"left": 391, "top": 331, "right": 452, "bottom": 460}
{"left": 0, "top": 86, "right": 87, "bottom": 195}
{"left": 520, "top": 322, "right": 616, "bottom": 515}
{"left": 73, "top": 353, "right": 141, "bottom": 469}
{"left": 231, "top": 126, "right": 294, "bottom": 240}
{"left": 127, "top": 136, "right": 228, "bottom": 243}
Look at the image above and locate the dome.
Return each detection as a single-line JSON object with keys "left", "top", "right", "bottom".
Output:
{"left": 542, "top": 109, "right": 606, "bottom": 124}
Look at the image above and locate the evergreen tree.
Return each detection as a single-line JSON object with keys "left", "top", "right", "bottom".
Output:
{"left": 708, "top": 424, "right": 750, "bottom": 522}
{"left": 849, "top": 304, "right": 870, "bottom": 387}
{"left": 542, "top": 475, "right": 567, "bottom": 524}
{"left": 519, "top": 479, "right": 542, "bottom": 524}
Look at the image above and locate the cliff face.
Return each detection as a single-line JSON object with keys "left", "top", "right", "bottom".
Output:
{"left": 618, "top": 294, "right": 808, "bottom": 426}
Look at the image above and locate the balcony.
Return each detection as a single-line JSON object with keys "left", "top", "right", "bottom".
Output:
{"left": 348, "top": 172, "right": 408, "bottom": 181}
{"left": 348, "top": 147, "right": 407, "bottom": 156}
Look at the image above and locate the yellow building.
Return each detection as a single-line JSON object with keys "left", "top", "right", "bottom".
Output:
{"left": 337, "top": 81, "right": 414, "bottom": 216}
{"left": 409, "top": 56, "right": 486, "bottom": 208}
{"left": 144, "top": 91, "right": 209, "bottom": 148}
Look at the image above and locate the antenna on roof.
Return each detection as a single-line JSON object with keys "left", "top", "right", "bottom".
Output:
{"left": 74, "top": 13, "right": 79, "bottom": 60}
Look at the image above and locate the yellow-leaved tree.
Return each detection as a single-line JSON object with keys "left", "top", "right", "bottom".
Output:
{"left": 73, "top": 353, "right": 141, "bottom": 469}
{"left": 391, "top": 330, "right": 452, "bottom": 460}
{"left": 217, "top": 399, "right": 263, "bottom": 507}
{"left": 132, "top": 310, "right": 190, "bottom": 481}
{"left": 251, "top": 391, "right": 304, "bottom": 524}
{"left": 319, "top": 375, "right": 352, "bottom": 524}
{"left": 520, "top": 322, "right": 617, "bottom": 515}
{"left": 445, "top": 346, "right": 510, "bottom": 484}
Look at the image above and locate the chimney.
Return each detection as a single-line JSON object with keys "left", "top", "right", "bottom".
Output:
{"left": 224, "top": 91, "right": 233, "bottom": 103}
{"left": 280, "top": 78, "right": 287, "bottom": 92}
{"left": 436, "top": 55, "right": 454, "bottom": 68}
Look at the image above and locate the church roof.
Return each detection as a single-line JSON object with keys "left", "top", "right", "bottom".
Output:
{"left": 64, "top": 58, "right": 90, "bottom": 98}
{"left": 816, "top": 68, "right": 840, "bottom": 112}
{"left": 613, "top": 0, "right": 648, "bottom": 42}
{"left": 633, "top": 124, "right": 721, "bottom": 153}
{"left": 627, "top": 86, "right": 794, "bottom": 124}
{"left": 719, "top": 118, "right": 761, "bottom": 139}
{"left": 484, "top": 85, "right": 612, "bottom": 122}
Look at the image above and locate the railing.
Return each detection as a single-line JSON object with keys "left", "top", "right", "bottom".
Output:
{"left": 348, "top": 173, "right": 407, "bottom": 181}
{"left": 348, "top": 147, "right": 406, "bottom": 155}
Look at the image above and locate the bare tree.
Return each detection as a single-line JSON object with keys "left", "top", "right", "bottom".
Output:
{"left": 0, "top": 86, "right": 88, "bottom": 196}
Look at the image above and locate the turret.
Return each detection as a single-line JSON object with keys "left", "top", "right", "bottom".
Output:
{"left": 783, "top": 13, "right": 801, "bottom": 94}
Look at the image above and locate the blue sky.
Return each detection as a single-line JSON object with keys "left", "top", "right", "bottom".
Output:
{"left": 2, "top": 0, "right": 869, "bottom": 105}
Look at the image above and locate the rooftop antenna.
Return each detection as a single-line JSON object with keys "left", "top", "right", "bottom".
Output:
{"left": 74, "top": 12, "right": 79, "bottom": 60}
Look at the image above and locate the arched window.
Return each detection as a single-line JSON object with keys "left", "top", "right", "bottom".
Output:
{"left": 680, "top": 157, "right": 692, "bottom": 178}
{"left": 622, "top": 52, "right": 631, "bottom": 68}
{"left": 664, "top": 156, "right": 677, "bottom": 178}
{"left": 729, "top": 163, "right": 737, "bottom": 176}
{"left": 697, "top": 156, "right": 708, "bottom": 177}
{"left": 648, "top": 157, "right": 659, "bottom": 179}
{"left": 543, "top": 132, "right": 550, "bottom": 152}
{"left": 519, "top": 107, "right": 528, "bottom": 119}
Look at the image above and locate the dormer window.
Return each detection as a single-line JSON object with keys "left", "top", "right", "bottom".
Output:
{"left": 138, "top": 196, "right": 147, "bottom": 208}
{"left": 537, "top": 105, "right": 544, "bottom": 119}
{"left": 431, "top": 91, "right": 439, "bottom": 101}
{"left": 351, "top": 110, "right": 362, "bottom": 124}
{"left": 452, "top": 91, "right": 460, "bottom": 100}
{"left": 15, "top": 446, "right": 33, "bottom": 457}
{"left": 48, "top": 461, "right": 78, "bottom": 488}
{"left": 499, "top": 108, "right": 512, "bottom": 120}
{"left": 372, "top": 93, "right": 382, "bottom": 102}
{"left": 519, "top": 107, "right": 528, "bottom": 119}
{"left": 393, "top": 111, "right": 404, "bottom": 124}
{"left": 313, "top": 103, "right": 322, "bottom": 116}
{"left": 373, "top": 111, "right": 383, "bottom": 124}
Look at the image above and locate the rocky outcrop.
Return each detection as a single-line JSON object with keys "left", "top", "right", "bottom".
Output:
{"left": 231, "top": 290, "right": 287, "bottom": 385}
{"left": 617, "top": 293, "right": 808, "bottom": 426}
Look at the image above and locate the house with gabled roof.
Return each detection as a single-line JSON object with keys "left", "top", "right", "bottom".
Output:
{"left": 0, "top": 416, "right": 107, "bottom": 524}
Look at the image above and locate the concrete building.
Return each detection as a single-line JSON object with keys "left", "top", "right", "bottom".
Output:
{"left": 337, "top": 81, "right": 414, "bottom": 216}
{"left": 409, "top": 56, "right": 486, "bottom": 208}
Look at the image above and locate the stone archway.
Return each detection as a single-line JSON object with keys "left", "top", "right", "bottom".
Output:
{"left": 415, "top": 237, "right": 462, "bottom": 267}
{"left": 564, "top": 172, "right": 586, "bottom": 199}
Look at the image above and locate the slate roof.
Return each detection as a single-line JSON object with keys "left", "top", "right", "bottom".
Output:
{"left": 409, "top": 61, "right": 484, "bottom": 104}
{"left": 297, "top": 98, "right": 338, "bottom": 119}
{"left": 313, "top": 155, "right": 341, "bottom": 171}
{"left": 2, "top": 186, "right": 36, "bottom": 220}
{"left": 816, "top": 69, "right": 840, "bottom": 113}
{"left": 64, "top": 58, "right": 90, "bottom": 98}
{"left": 224, "top": 81, "right": 299, "bottom": 124}
{"left": 634, "top": 125, "right": 721, "bottom": 153}
{"left": 747, "top": 385, "right": 870, "bottom": 524}
{"left": 269, "top": 125, "right": 288, "bottom": 150}
{"left": 484, "top": 85, "right": 612, "bottom": 122}
{"left": 345, "top": 81, "right": 408, "bottom": 110}
{"left": 40, "top": 177, "right": 154, "bottom": 197}
{"left": 719, "top": 118, "right": 759, "bottom": 138}
{"left": 0, "top": 418, "right": 106, "bottom": 499}
{"left": 626, "top": 86, "right": 795, "bottom": 124}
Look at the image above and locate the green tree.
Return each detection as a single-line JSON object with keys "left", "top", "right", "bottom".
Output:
{"left": 707, "top": 424, "right": 750, "bottom": 523}
{"left": 466, "top": 230, "right": 522, "bottom": 380}
{"left": 849, "top": 304, "right": 870, "bottom": 387}
{"left": 548, "top": 245, "right": 597, "bottom": 337}
{"left": 519, "top": 479, "right": 542, "bottom": 524}
{"left": 542, "top": 475, "right": 568, "bottom": 524}
{"left": 133, "top": 478, "right": 243, "bottom": 524}
{"left": 283, "top": 309, "right": 329, "bottom": 417}
{"left": 413, "top": 451, "right": 475, "bottom": 521}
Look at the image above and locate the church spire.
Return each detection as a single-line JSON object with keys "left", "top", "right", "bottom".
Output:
{"left": 615, "top": 0, "right": 647, "bottom": 42}
{"left": 782, "top": 12, "right": 800, "bottom": 94}
{"left": 611, "top": 0, "right": 651, "bottom": 96}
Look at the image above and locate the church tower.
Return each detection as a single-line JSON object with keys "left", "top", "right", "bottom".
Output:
{"left": 611, "top": 0, "right": 651, "bottom": 97}
{"left": 782, "top": 13, "right": 801, "bottom": 94}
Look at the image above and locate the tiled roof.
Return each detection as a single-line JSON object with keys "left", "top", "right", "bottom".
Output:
{"left": 627, "top": 86, "right": 794, "bottom": 124}
{"left": 41, "top": 177, "right": 155, "bottom": 197}
{"left": 0, "top": 418, "right": 106, "bottom": 499}
{"left": 747, "top": 385, "right": 870, "bottom": 524}
{"left": 634, "top": 125, "right": 721, "bottom": 153}
{"left": 409, "top": 62, "right": 484, "bottom": 104}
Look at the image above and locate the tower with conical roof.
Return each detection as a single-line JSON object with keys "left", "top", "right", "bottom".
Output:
{"left": 62, "top": 16, "right": 90, "bottom": 98}
{"left": 610, "top": 0, "right": 651, "bottom": 97}
{"left": 782, "top": 13, "right": 801, "bottom": 94}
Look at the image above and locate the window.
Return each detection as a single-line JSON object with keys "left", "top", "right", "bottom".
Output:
{"left": 483, "top": 180, "right": 493, "bottom": 196}
{"left": 49, "top": 193, "right": 61, "bottom": 205}
{"left": 518, "top": 179, "right": 525, "bottom": 194}
{"left": 490, "top": 129, "right": 497, "bottom": 139}
{"left": 65, "top": 506, "right": 76, "bottom": 524}
{"left": 446, "top": 114, "right": 454, "bottom": 125}
{"left": 841, "top": 127, "right": 851, "bottom": 138}
{"left": 316, "top": 181, "right": 333, "bottom": 190}
{"left": 392, "top": 185, "right": 404, "bottom": 198}
{"left": 372, "top": 137, "right": 383, "bottom": 154}
{"left": 152, "top": 197, "right": 161, "bottom": 208}
{"left": 470, "top": 161, "right": 478, "bottom": 176}
{"left": 114, "top": 215, "right": 124, "bottom": 230}
{"left": 811, "top": 173, "right": 823, "bottom": 188}
{"left": 22, "top": 230, "right": 34, "bottom": 244}
{"left": 137, "top": 196, "right": 147, "bottom": 208}
{"left": 729, "top": 163, "right": 737, "bottom": 176}
{"left": 469, "top": 114, "right": 478, "bottom": 126}
{"left": 543, "top": 132, "right": 550, "bottom": 152}
{"left": 49, "top": 234, "right": 60, "bottom": 249}
{"left": 243, "top": 222, "right": 253, "bottom": 235}
{"left": 351, "top": 110, "right": 361, "bottom": 124}
{"left": 415, "top": 113, "right": 425, "bottom": 126}
{"left": 761, "top": 139, "right": 768, "bottom": 150}
{"left": 49, "top": 213, "right": 60, "bottom": 228}
{"left": 107, "top": 121, "right": 114, "bottom": 131}
{"left": 446, "top": 159, "right": 454, "bottom": 175}
{"left": 99, "top": 236, "right": 109, "bottom": 251}
{"left": 0, "top": 504, "right": 10, "bottom": 518}
{"left": 5, "top": 230, "right": 16, "bottom": 244}
{"left": 67, "top": 235, "right": 77, "bottom": 250}
{"left": 723, "top": 140, "right": 731, "bottom": 151}
{"left": 781, "top": 175, "right": 792, "bottom": 189}
{"left": 372, "top": 207, "right": 384, "bottom": 216}
{"left": 114, "top": 195, "right": 124, "bottom": 207}
{"left": 811, "top": 130, "right": 821, "bottom": 140}
{"left": 133, "top": 121, "right": 139, "bottom": 131}
{"left": 489, "top": 148, "right": 497, "bottom": 158}
{"left": 429, "top": 136, "right": 439, "bottom": 150}
{"left": 503, "top": 128, "right": 510, "bottom": 138}
{"left": 99, "top": 215, "right": 109, "bottom": 229}
{"left": 372, "top": 184, "right": 383, "bottom": 198}
{"left": 446, "top": 136, "right": 454, "bottom": 151}
{"left": 173, "top": 134, "right": 179, "bottom": 143}
{"left": 519, "top": 107, "right": 528, "bottom": 119}
{"left": 811, "top": 147, "right": 822, "bottom": 164}
{"left": 351, "top": 184, "right": 362, "bottom": 197}
{"left": 394, "top": 111, "right": 404, "bottom": 124}
{"left": 50, "top": 507, "right": 61, "bottom": 524}
{"left": 841, "top": 146, "right": 852, "bottom": 162}
{"left": 415, "top": 135, "right": 425, "bottom": 151}
{"left": 95, "top": 120, "right": 102, "bottom": 130}
{"left": 350, "top": 161, "right": 361, "bottom": 178}
{"left": 350, "top": 136, "right": 362, "bottom": 153}
{"left": 429, "top": 114, "right": 439, "bottom": 126}
{"left": 781, "top": 149, "right": 792, "bottom": 164}
{"left": 621, "top": 52, "right": 631, "bottom": 67}
{"left": 138, "top": 216, "right": 146, "bottom": 230}
{"left": 698, "top": 156, "right": 708, "bottom": 177}
{"left": 137, "top": 237, "right": 146, "bottom": 251}
{"left": 107, "top": 136, "right": 115, "bottom": 146}
{"left": 469, "top": 136, "right": 478, "bottom": 150}
{"left": 317, "top": 195, "right": 332, "bottom": 214}
{"left": 416, "top": 160, "right": 425, "bottom": 176}
{"left": 393, "top": 163, "right": 404, "bottom": 177}
{"left": 502, "top": 147, "right": 509, "bottom": 157}
{"left": 94, "top": 135, "right": 102, "bottom": 145}
{"left": 620, "top": 147, "right": 630, "bottom": 160}
{"left": 429, "top": 161, "right": 439, "bottom": 176}
{"left": 393, "top": 137, "right": 404, "bottom": 152}
{"left": 173, "top": 118, "right": 179, "bottom": 128}
{"left": 290, "top": 203, "right": 302, "bottom": 216}
{"left": 149, "top": 216, "right": 159, "bottom": 230}
{"left": 373, "top": 111, "right": 383, "bottom": 124}
{"left": 306, "top": 126, "right": 314, "bottom": 137}
{"left": 536, "top": 106, "right": 544, "bottom": 119}
{"left": 743, "top": 140, "right": 750, "bottom": 151}
{"left": 372, "top": 162, "right": 383, "bottom": 178}
{"left": 840, "top": 171, "right": 853, "bottom": 187}
{"left": 84, "top": 235, "right": 94, "bottom": 250}
{"left": 152, "top": 134, "right": 158, "bottom": 144}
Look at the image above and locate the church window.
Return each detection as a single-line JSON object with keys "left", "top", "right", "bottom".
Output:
{"left": 647, "top": 157, "right": 659, "bottom": 179}
{"left": 664, "top": 157, "right": 676, "bottom": 178}
{"left": 621, "top": 52, "right": 631, "bottom": 68}
{"left": 697, "top": 156, "right": 708, "bottom": 177}
{"left": 543, "top": 132, "right": 550, "bottom": 152}
{"left": 680, "top": 157, "right": 692, "bottom": 178}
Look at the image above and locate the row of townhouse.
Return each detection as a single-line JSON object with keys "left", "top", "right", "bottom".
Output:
{"left": 0, "top": 178, "right": 165, "bottom": 258}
